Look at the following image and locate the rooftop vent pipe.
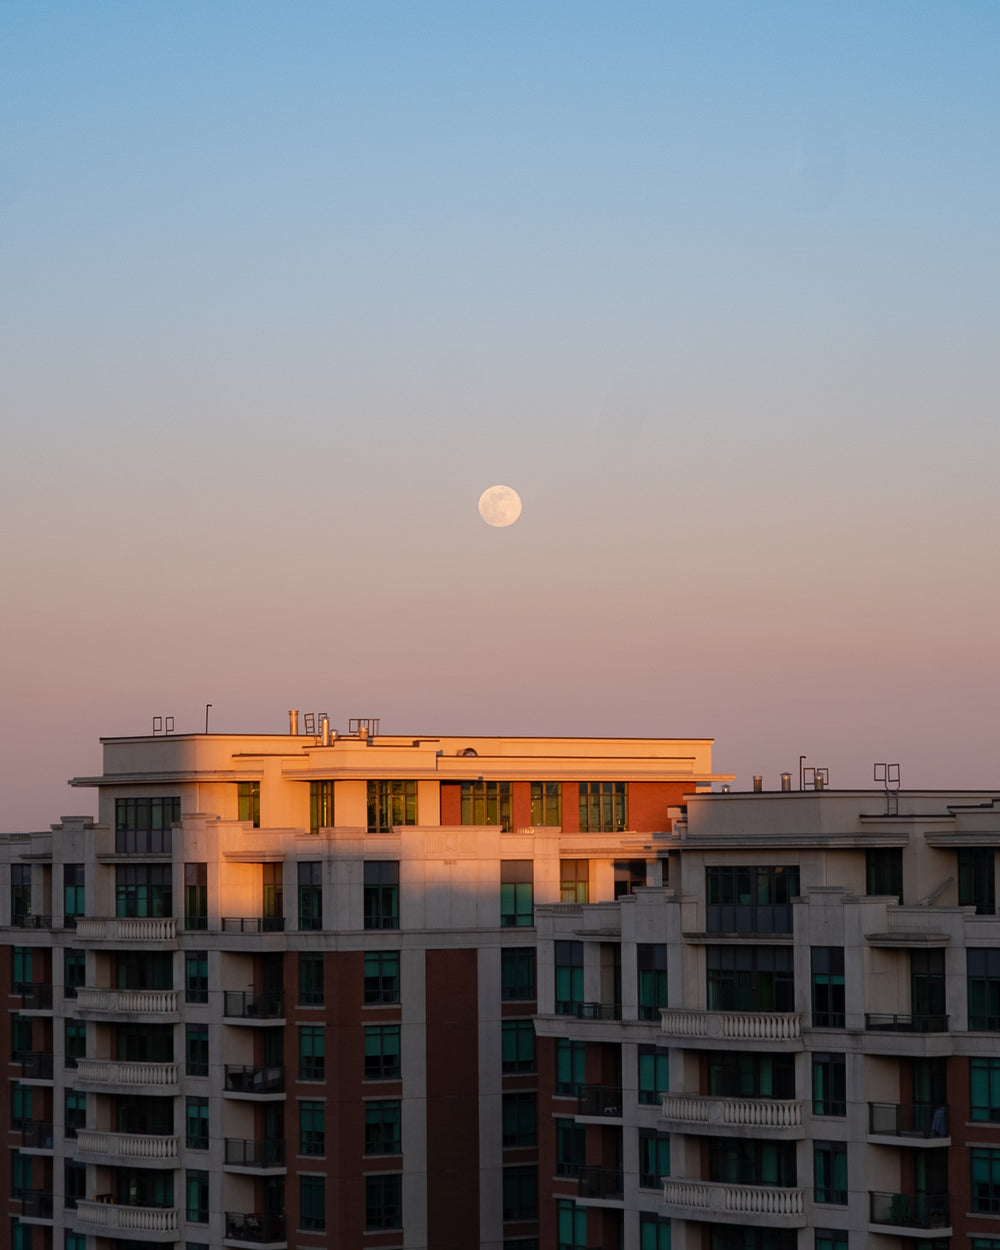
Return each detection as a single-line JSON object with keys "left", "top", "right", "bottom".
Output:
{"left": 753, "top": 775, "right": 763, "bottom": 792}
{"left": 320, "top": 716, "right": 331, "bottom": 747}
{"left": 780, "top": 772, "right": 792, "bottom": 792}
{"left": 289, "top": 709, "right": 299, "bottom": 736}
{"left": 814, "top": 773, "right": 825, "bottom": 790}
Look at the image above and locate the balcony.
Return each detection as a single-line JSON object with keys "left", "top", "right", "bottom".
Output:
{"left": 866, "top": 1013, "right": 949, "bottom": 1033}
{"left": 661, "top": 1010, "right": 802, "bottom": 1047}
{"left": 225, "top": 1211, "right": 287, "bottom": 1245}
{"left": 222, "top": 916, "right": 285, "bottom": 934}
{"left": 224, "top": 1138, "right": 287, "bottom": 1171}
{"left": 18, "top": 1051, "right": 54, "bottom": 1081}
{"left": 75, "top": 1128, "right": 179, "bottom": 1164}
{"left": 659, "top": 1093, "right": 804, "bottom": 1138}
{"left": 869, "top": 1191, "right": 950, "bottom": 1234}
{"left": 223, "top": 990, "right": 285, "bottom": 1021}
{"left": 21, "top": 1190, "right": 54, "bottom": 1221}
{"left": 576, "top": 1165, "right": 624, "bottom": 1201}
{"left": 224, "top": 1064, "right": 285, "bottom": 1096}
{"left": 556, "top": 1001, "right": 622, "bottom": 1021}
{"left": 75, "top": 987, "right": 179, "bottom": 1019}
{"left": 11, "top": 914, "right": 53, "bottom": 929}
{"left": 20, "top": 1120, "right": 54, "bottom": 1151}
{"left": 74, "top": 1199, "right": 180, "bottom": 1240}
{"left": 662, "top": 1179, "right": 807, "bottom": 1227}
{"left": 19, "top": 983, "right": 53, "bottom": 1011}
{"left": 868, "top": 1102, "right": 949, "bottom": 1143}
{"left": 576, "top": 1085, "right": 623, "bottom": 1118}
{"left": 74, "top": 1058, "right": 179, "bottom": 1093}
{"left": 75, "top": 917, "right": 177, "bottom": 942}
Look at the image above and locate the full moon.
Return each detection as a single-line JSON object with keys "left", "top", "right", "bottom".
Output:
{"left": 478, "top": 484, "right": 522, "bottom": 527}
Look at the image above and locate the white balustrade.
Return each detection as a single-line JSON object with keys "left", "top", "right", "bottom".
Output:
{"left": 75, "top": 1200, "right": 179, "bottom": 1233}
{"left": 663, "top": 1179, "right": 805, "bottom": 1218}
{"left": 660, "top": 1093, "right": 802, "bottom": 1129}
{"left": 886, "top": 909, "right": 948, "bottom": 934}
{"left": 75, "top": 988, "right": 178, "bottom": 1015}
{"left": 76, "top": 1129, "right": 179, "bottom": 1161}
{"left": 75, "top": 917, "right": 177, "bottom": 942}
{"left": 75, "top": 1059, "right": 179, "bottom": 1088}
{"left": 661, "top": 1010, "right": 801, "bottom": 1042}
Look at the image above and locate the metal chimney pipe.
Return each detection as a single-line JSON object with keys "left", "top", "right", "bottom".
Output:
{"left": 780, "top": 772, "right": 792, "bottom": 792}
{"left": 814, "top": 774, "right": 825, "bottom": 790}
{"left": 320, "top": 716, "right": 330, "bottom": 747}
{"left": 289, "top": 710, "right": 299, "bottom": 736}
{"left": 753, "top": 775, "right": 763, "bottom": 792}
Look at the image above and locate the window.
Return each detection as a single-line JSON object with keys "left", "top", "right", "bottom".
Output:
{"left": 614, "top": 859, "right": 646, "bottom": 898}
{"left": 560, "top": 859, "right": 589, "bottom": 904}
{"left": 11, "top": 865, "right": 31, "bottom": 922}
{"left": 116, "top": 864, "right": 172, "bottom": 918}
{"left": 364, "top": 951, "right": 400, "bottom": 1004}
{"left": 814, "top": 1141, "right": 847, "bottom": 1204}
{"left": 183, "top": 863, "right": 207, "bottom": 930}
{"left": 502, "top": 1164, "right": 537, "bottom": 1221}
{"left": 639, "top": 1131, "right": 670, "bottom": 1188}
{"left": 117, "top": 950, "right": 172, "bottom": 991}
{"left": 300, "top": 1175, "right": 325, "bottom": 1231}
{"left": 11, "top": 1013, "right": 32, "bottom": 1059}
{"left": 973, "top": 1058, "right": 1000, "bottom": 1121}
{"left": 11, "top": 1083, "right": 32, "bottom": 1129}
{"left": 640, "top": 1213, "right": 672, "bottom": 1250}
{"left": 638, "top": 1046, "right": 669, "bottom": 1105}
{"left": 461, "top": 780, "right": 512, "bottom": 830}
{"left": 298, "top": 862, "right": 322, "bottom": 930}
{"left": 367, "top": 779, "right": 417, "bottom": 832}
{"left": 115, "top": 797, "right": 179, "bottom": 853}
{"left": 65, "top": 1090, "right": 85, "bottom": 1138}
{"left": 299, "top": 1026, "right": 324, "bottom": 1081}
{"left": 300, "top": 1100, "right": 325, "bottom": 1155}
{"left": 65, "top": 1159, "right": 86, "bottom": 1209}
{"left": 502, "top": 1020, "right": 535, "bottom": 1074}
{"left": 65, "top": 1235, "right": 87, "bottom": 1250}
{"left": 501, "top": 861, "right": 533, "bottom": 927}
{"left": 912, "top": 948, "right": 945, "bottom": 1024}
{"left": 815, "top": 1232, "right": 848, "bottom": 1250}
{"left": 969, "top": 948, "right": 1000, "bottom": 1030}
{"left": 812, "top": 1053, "right": 846, "bottom": 1116}
{"left": 555, "top": 941, "right": 584, "bottom": 1014}
{"left": 186, "top": 1097, "right": 208, "bottom": 1149}
{"left": 186, "top": 1170, "right": 209, "bottom": 1223}
{"left": 364, "top": 860, "right": 399, "bottom": 929}
{"left": 812, "top": 947, "right": 845, "bottom": 1027}
{"left": 558, "top": 1199, "right": 587, "bottom": 1250}
{"left": 708, "top": 1138, "right": 797, "bottom": 1187}
{"left": 365, "top": 1099, "right": 401, "bottom": 1154}
{"left": 297, "top": 952, "right": 324, "bottom": 1006}
{"left": 556, "top": 1118, "right": 585, "bottom": 1175}
{"left": 12, "top": 946, "right": 32, "bottom": 990}
{"left": 11, "top": 1150, "right": 32, "bottom": 1197}
{"left": 185, "top": 951, "right": 208, "bottom": 1003}
{"left": 529, "top": 781, "right": 561, "bottom": 827}
{"left": 64, "top": 949, "right": 84, "bottom": 999}
{"left": 237, "top": 781, "right": 260, "bottom": 828}
{"left": 706, "top": 866, "right": 799, "bottom": 933}
{"left": 65, "top": 1020, "right": 85, "bottom": 1069}
{"left": 638, "top": 944, "right": 668, "bottom": 1020}
{"left": 706, "top": 945, "right": 794, "bottom": 1012}
{"left": 309, "top": 780, "right": 334, "bottom": 834}
{"left": 116, "top": 1022, "right": 172, "bottom": 1063}
{"left": 579, "top": 781, "right": 626, "bottom": 832}
{"left": 556, "top": 1039, "right": 586, "bottom": 1095}
{"left": 364, "top": 1024, "right": 400, "bottom": 1080}
{"left": 973, "top": 1149, "right": 1000, "bottom": 1212}
{"left": 866, "top": 848, "right": 902, "bottom": 902}
{"left": 501, "top": 948, "right": 536, "bottom": 1000}
{"left": 63, "top": 864, "right": 84, "bottom": 927}
{"left": 507, "top": 1240, "right": 541, "bottom": 1250}
{"left": 709, "top": 1052, "right": 795, "bottom": 1099}
{"left": 960, "top": 848, "right": 996, "bottom": 915}
{"left": 186, "top": 1025, "right": 208, "bottom": 1077}
{"left": 117, "top": 1096, "right": 173, "bottom": 1135}
{"left": 366, "top": 1173, "right": 402, "bottom": 1229}
{"left": 12, "top": 1219, "right": 34, "bottom": 1250}
{"left": 502, "top": 1093, "right": 536, "bottom": 1148}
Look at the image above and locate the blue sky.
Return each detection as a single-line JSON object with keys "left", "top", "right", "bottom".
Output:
{"left": 2, "top": 3, "right": 999, "bottom": 826}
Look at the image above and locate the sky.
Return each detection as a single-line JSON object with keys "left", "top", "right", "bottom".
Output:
{"left": 2, "top": 2, "right": 999, "bottom": 829}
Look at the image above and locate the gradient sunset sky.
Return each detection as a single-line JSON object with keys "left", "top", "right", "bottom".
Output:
{"left": 2, "top": 3, "right": 999, "bottom": 829}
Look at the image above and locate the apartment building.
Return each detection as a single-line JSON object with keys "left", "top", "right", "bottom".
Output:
{"left": 0, "top": 718, "right": 725, "bottom": 1250}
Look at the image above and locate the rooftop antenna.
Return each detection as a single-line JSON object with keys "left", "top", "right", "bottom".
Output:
{"left": 874, "top": 763, "right": 900, "bottom": 816}
{"left": 205, "top": 704, "right": 212, "bottom": 734}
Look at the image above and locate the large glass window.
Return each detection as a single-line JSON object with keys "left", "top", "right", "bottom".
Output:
{"left": 912, "top": 948, "right": 946, "bottom": 1024}
{"left": 706, "top": 866, "right": 799, "bottom": 933}
{"left": 364, "top": 1024, "right": 400, "bottom": 1080}
{"left": 959, "top": 848, "right": 996, "bottom": 915}
{"left": 811, "top": 947, "right": 845, "bottom": 1027}
{"left": 814, "top": 1141, "right": 847, "bottom": 1204}
{"left": 502, "top": 1020, "right": 535, "bottom": 1074}
{"left": 640, "top": 1213, "right": 672, "bottom": 1250}
{"left": 65, "top": 1020, "right": 86, "bottom": 1068}
{"left": 709, "top": 1138, "right": 797, "bottom": 1187}
{"left": 365, "top": 1100, "right": 401, "bottom": 1154}
{"left": 299, "top": 1026, "right": 324, "bottom": 1081}
{"left": 184, "top": 863, "right": 207, "bottom": 930}
{"left": 116, "top": 864, "right": 172, "bottom": 918}
{"left": 972, "top": 1058, "right": 1000, "bottom": 1121}
{"left": 309, "top": 781, "right": 334, "bottom": 834}
{"left": 12, "top": 946, "right": 32, "bottom": 990}
{"left": 365, "top": 1173, "right": 402, "bottom": 1230}
{"left": 556, "top": 1118, "right": 585, "bottom": 1175}
{"left": 501, "top": 948, "right": 536, "bottom": 1000}
{"left": 501, "top": 861, "right": 533, "bottom": 927}
{"left": 560, "top": 860, "right": 589, "bottom": 904}
{"left": 812, "top": 1053, "right": 846, "bottom": 1116}
{"left": 11, "top": 1083, "right": 32, "bottom": 1129}
{"left": 972, "top": 1148, "right": 1000, "bottom": 1212}
{"left": 364, "top": 861, "right": 399, "bottom": 929}
{"left": 237, "top": 781, "right": 260, "bottom": 828}
{"left": 706, "top": 945, "right": 794, "bottom": 1012}
{"left": 63, "top": 864, "right": 84, "bottom": 928}
{"left": 709, "top": 1052, "right": 795, "bottom": 1099}
{"left": 614, "top": 859, "right": 646, "bottom": 898}
{"left": 502, "top": 1093, "right": 536, "bottom": 1148}
{"left": 814, "top": 1232, "right": 848, "bottom": 1250}
{"left": 363, "top": 951, "right": 400, "bottom": 1004}
{"left": 300, "top": 1175, "right": 325, "bottom": 1231}
{"left": 298, "top": 862, "right": 322, "bottom": 931}
{"left": 117, "top": 951, "right": 172, "bottom": 991}
{"left": 461, "top": 780, "right": 511, "bottom": 830}
{"left": 64, "top": 949, "right": 84, "bottom": 999}
{"left": 186, "top": 1025, "right": 208, "bottom": 1077}
{"left": 638, "top": 944, "right": 668, "bottom": 1020}
{"left": 556, "top": 1039, "right": 586, "bottom": 1095}
{"left": 502, "top": 1165, "right": 538, "bottom": 1221}
{"left": 11, "top": 865, "right": 31, "bottom": 922}
{"left": 579, "top": 781, "right": 626, "bottom": 832}
{"left": 115, "top": 797, "right": 179, "bottom": 853}
{"left": 185, "top": 951, "right": 208, "bottom": 1003}
{"left": 529, "top": 781, "right": 561, "bottom": 827}
{"left": 186, "top": 1097, "right": 208, "bottom": 1149}
{"left": 555, "top": 941, "right": 585, "bottom": 1014}
{"left": 298, "top": 952, "right": 324, "bottom": 1006}
{"left": 558, "top": 1199, "right": 587, "bottom": 1249}
{"left": 116, "top": 1022, "right": 172, "bottom": 1064}
{"left": 639, "top": 1131, "right": 670, "bottom": 1188}
{"left": 300, "top": 1100, "right": 325, "bottom": 1155}
{"left": 186, "top": 1170, "right": 208, "bottom": 1223}
{"left": 866, "top": 848, "right": 903, "bottom": 902}
{"left": 367, "top": 780, "right": 417, "bottom": 832}
{"left": 638, "top": 1046, "right": 669, "bottom": 1105}
{"left": 969, "top": 948, "right": 1000, "bottom": 1030}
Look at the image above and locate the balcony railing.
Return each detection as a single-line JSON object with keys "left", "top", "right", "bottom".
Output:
{"left": 75, "top": 1199, "right": 180, "bottom": 1235}
{"left": 556, "top": 1001, "right": 622, "bottom": 1021}
{"left": 19, "top": 984, "right": 53, "bottom": 1011}
{"left": 663, "top": 1178, "right": 806, "bottom": 1222}
{"left": 869, "top": 1191, "right": 950, "bottom": 1229}
{"left": 75, "top": 917, "right": 177, "bottom": 942}
{"left": 869, "top": 1102, "right": 949, "bottom": 1139}
{"left": 21, "top": 1121, "right": 54, "bottom": 1149}
{"left": 75, "top": 1129, "right": 179, "bottom": 1161}
{"left": 224, "top": 1138, "right": 287, "bottom": 1168}
{"left": 865, "top": 1013, "right": 949, "bottom": 1033}
{"left": 75, "top": 1058, "right": 179, "bottom": 1089}
{"left": 21, "top": 1190, "right": 54, "bottom": 1219}
{"left": 11, "top": 914, "right": 53, "bottom": 929}
{"left": 577, "top": 1085, "right": 624, "bottom": 1117}
{"left": 660, "top": 1093, "right": 803, "bottom": 1131}
{"left": 222, "top": 916, "right": 285, "bottom": 934}
{"left": 19, "top": 1051, "right": 54, "bottom": 1080}
{"left": 661, "top": 1010, "right": 801, "bottom": 1042}
{"left": 223, "top": 990, "right": 285, "bottom": 1019}
{"left": 225, "top": 1211, "right": 287, "bottom": 1243}
{"left": 75, "top": 987, "right": 179, "bottom": 1015}
{"left": 576, "top": 1166, "right": 624, "bottom": 1200}
{"left": 224, "top": 1064, "right": 285, "bottom": 1095}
